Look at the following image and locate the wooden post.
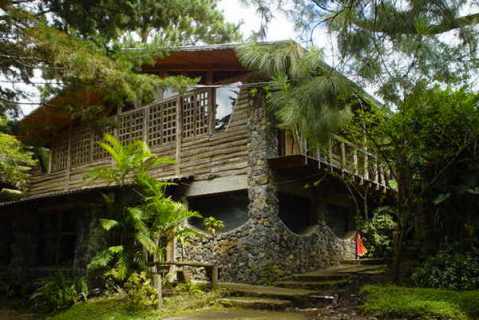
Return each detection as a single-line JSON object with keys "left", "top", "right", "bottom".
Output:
{"left": 48, "top": 148, "right": 53, "bottom": 174}
{"left": 153, "top": 272, "right": 162, "bottom": 309}
{"left": 364, "top": 149, "right": 369, "bottom": 181}
{"left": 143, "top": 106, "right": 150, "bottom": 145}
{"left": 340, "top": 141, "right": 346, "bottom": 172}
{"left": 328, "top": 139, "right": 333, "bottom": 170}
{"left": 175, "top": 95, "right": 183, "bottom": 176}
{"left": 207, "top": 87, "right": 216, "bottom": 136}
{"left": 353, "top": 149, "right": 358, "bottom": 176}
{"left": 211, "top": 266, "right": 219, "bottom": 290}
{"left": 65, "top": 125, "right": 72, "bottom": 191}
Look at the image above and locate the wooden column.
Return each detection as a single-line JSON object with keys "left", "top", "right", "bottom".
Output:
{"left": 208, "top": 87, "right": 216, "bottom": 136}
{"left": 144, "top": 106, "right": 150, "bottom": 144}
{"left": 353, "top": 149, "right": 358, "bottom": 176}
{"left": 340, "top": 141, "right": 346, "bottom": 172}
{"left": 65, "top": 125, "right": 72, "bottom": 191}
{"left": 175, "top": 95, "right": 183, "bottom": 176}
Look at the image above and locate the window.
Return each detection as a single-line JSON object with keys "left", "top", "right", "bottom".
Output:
{"left": 188, "top": 190, "right": 249, "bottom": 233}
{"left": 37, "top": 212, "right": 77, "bottom": 266}
{"left": 215, "top": 82, "right": 241, "bottom": 130}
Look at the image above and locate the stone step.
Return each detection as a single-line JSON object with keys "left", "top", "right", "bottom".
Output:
{"left": 291, "top": 264, "right": 386, "bottom": 281}
{"left": 218, "top": 282, "right": 316, "bottom": 301}
{"left": 276, "top": 278, "right": 351, "bottom": 290}
{"left": 341, "top": 258, "right": 385, "bottom": 265}
{"left": 218, "top": 297, "right": 292, "bottom": 310}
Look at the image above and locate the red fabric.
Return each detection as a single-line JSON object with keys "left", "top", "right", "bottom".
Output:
{"left": 355, "top": 232, "right": 368, "bottom": 257}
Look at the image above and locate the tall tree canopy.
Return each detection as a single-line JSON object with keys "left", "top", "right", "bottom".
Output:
{"left": 245, "top": 0, "right": 479, "bottom": 103}
{"left": 0, "top": 0, "right": 240, "bottom": 117}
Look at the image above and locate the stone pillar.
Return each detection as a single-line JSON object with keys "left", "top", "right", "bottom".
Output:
{"left": 247, "top": 91, "right": 279, "bottom": 224}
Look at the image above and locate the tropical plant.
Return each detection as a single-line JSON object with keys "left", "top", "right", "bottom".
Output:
{"left": 30, "top": 273, "right": 88, "bottom": 312}
{"left": 238, "top": 41, "right": 354, "bottom": 144}
{"left": 203, "top": 216, "right": 225, "bottom": 237}
{"left": 86, "top": 134, "right": 200, "bottom": 282}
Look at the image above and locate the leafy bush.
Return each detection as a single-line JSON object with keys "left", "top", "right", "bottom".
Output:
{"left": 359, "top": 207, "right": 396, "bottom": 257}
{"left": 412, "top": 252, "right": 479, "bottom": 290}
{"left": 30, "top": 273, "right": 88, "bottom": 312}
{"left": 124, "top": 272, "right": 158, "bottom": 309}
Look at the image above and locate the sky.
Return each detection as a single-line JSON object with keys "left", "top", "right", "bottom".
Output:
{"left": 15, "top": 1, "right": 322, "bottom": 116}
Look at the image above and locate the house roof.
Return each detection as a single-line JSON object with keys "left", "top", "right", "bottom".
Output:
{"left": 19, "top": 43, "right": 251, "bottom": 145}
{"left": 19, "top": 41, "right": 381, "bottom": 145}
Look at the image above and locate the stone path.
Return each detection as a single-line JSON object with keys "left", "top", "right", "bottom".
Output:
{"left": 0, "top": 310, "right": 34, "bottom": 320}
{"left": 214, "top": 259, "right": 387, "bottom": 312}
{"left": 164, "top": 309, "right": 308, "bottom": 320}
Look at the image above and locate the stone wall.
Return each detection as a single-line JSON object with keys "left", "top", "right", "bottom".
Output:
{"left": 182, "top": 92, "right": 355, "bottom": 283}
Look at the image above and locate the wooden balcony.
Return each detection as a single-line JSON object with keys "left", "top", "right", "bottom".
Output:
{"left": 27, "top": 87, "right": 251, "bottom": 197}
{"left": 269, "top": 132, "right": 393, "bottom": 191}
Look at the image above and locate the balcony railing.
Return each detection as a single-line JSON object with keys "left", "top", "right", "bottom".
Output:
{"left": 277, "top": 131, "right": 392, "bottom": 190}
{"left": 48, "top": 87, "right": 215, "bottom": 173}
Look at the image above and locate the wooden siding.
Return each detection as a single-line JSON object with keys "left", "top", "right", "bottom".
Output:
{"left": 27, "top": 88, "right": 251, "bottom": 197}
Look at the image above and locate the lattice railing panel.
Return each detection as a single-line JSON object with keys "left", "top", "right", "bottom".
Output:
{"left": 70, "top": 127, "right": 92, "bottom": 168}
{"left": 46, "top": 88, "right": 215, "bottom": 173}
{"left": 148, "top": 98, "right": 177, "bottom": 147}
{"left": 51, "top": 136, "right": 69, "bottom": 172}
{"left": 182, "top": 89, "right": 209, "bottom": 138}
{"left": 118, "top": 109, "right": 145, "bottom": 146}
{"left": 92, "top": 127, "right": 114, "bottom": 161}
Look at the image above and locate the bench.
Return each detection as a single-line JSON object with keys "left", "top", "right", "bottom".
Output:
{"left": 155, "top": 261, "right": 219, "bottom": 289}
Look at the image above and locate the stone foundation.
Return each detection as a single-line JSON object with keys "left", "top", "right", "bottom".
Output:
{"left": 181, "top": 92, "right": 354, "bottom": 283}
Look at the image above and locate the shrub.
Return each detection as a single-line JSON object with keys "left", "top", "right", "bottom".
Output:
{"left": 412, "top": 252, "right": 479, "bottom": 290}
{"left": 124, "top": 272, "right": 158, "bottom": 309}
{"left": 30, "top": 273, "right": 88, "bottom": 312}
{"left": 358, "top": 207, "right": 396, "bottom": 257}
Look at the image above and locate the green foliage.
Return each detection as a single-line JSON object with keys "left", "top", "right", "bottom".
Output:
{"left": 245, "top": 0, "right": 479, "bottom": 103}
{"left": 358, "top": 207, "right": 396, "bottom": 258}
{"left": 412, "top": 253, "right": 479, "bottom": 290}
{"left": 203, "top": 216, "right": 225, "bottom": 236}
{"left": 0, "top": 116, "right": 36, "bottom": 191}
{"left": 87, "top": 134, "right": 199, "bottom": 281}
{"left": 238, "top": 41, "right": 353, "bottom": 145}
{"left": 350, "top": 85, "right": 479, "bottom": 250}
{"left": 361, "top": 285, "right": 479, "bottom": 320}
{"left": 30, "top": 273, "right": 88, "bottom": 312}
{"left": 1, "top": 0, "right": 239, "bottom": 117}
{"left": 124, "top": 272, "right": 158, "bottom": 309}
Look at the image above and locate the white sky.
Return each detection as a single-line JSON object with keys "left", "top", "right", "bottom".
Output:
{"left": 14, "top": 1, "right": 332, "bottom": 116}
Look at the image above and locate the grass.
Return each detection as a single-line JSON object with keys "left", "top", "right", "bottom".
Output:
{"left": 361, "top": 285, "right": 479, "bottom": 320}
{"left": 50, "top": 290, "right": 223, "bottom": 320}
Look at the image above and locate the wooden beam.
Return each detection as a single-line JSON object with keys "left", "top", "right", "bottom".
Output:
{"left": 175, "top": 95, "right": 183, "bottom": 176}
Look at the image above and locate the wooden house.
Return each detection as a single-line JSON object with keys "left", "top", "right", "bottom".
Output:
{"left": 0, "top": 42, "right": 390, "bottom": 282}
